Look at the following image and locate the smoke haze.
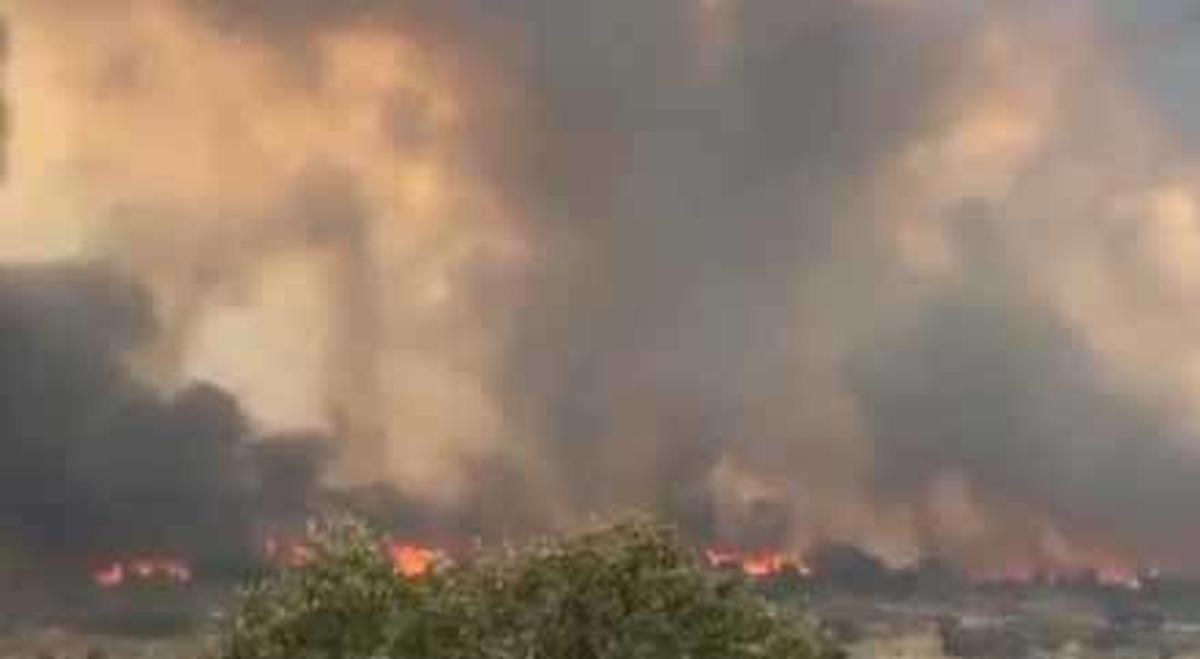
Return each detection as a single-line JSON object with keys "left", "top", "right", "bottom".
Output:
{"left": 4, "top": 0, "right": 1200, "bottom": 574}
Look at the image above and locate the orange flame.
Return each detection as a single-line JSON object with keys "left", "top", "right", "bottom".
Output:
{"left": 705, "top": 549, "right": 809, "bottom": 579}
{"left": 386, "top": 542, "right": 444, "bottom": 578}
{"left": 262, "top": 535, "right": 446, "bottom": 577}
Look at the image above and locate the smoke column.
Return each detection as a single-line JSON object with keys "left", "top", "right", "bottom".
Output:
{"left": 4, "top": 0, "right": 1200, "bottom": 574}
{"left": 0, "top": 13, "right": 8, "bottom": 181}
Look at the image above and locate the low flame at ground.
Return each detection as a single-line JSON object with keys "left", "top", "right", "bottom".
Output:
{"left": 971, "top": 564, "right": 1150, "bottom": 591}
{"left": 705, "top": 549, "right": 811, "bottom": 579}
{"left": 92, "top": 557, "right": 193, "bottom": 588}
{"left": 86, "top": 539, "right": 1152, "bottom": 592}
{"left": 386, "top": 542, "right": 446, "bottom": 578}
{"left": 262, "top": 535, "right": 446, "bottom": 578}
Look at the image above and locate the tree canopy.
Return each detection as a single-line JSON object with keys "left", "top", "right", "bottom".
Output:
{"left": 218, "top": 517, "right": 839, "bottom": 659}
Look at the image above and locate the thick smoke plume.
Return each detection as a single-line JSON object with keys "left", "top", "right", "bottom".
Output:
{"left": 0, "top": 263, "right": 292, "bottom": 568}
{"left": 5, "top": 0, "right": 1200, "bottom": 574}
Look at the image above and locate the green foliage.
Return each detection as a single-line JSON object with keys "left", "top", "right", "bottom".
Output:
{"left": 220, "top": 517, "right": 419, "bottom": 659}
{"left": 218, "top": 516, "right": 838, "bottom": 659}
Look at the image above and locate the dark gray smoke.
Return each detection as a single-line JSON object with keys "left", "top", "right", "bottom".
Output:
{"left": 0, "top": 263, "right": 325, "bottom": 571}
{"left": 851, "top": 207, "right": 1200, "bottom": 567}
{"left": 494, "top": 1, "right": 972, "bottom": 541}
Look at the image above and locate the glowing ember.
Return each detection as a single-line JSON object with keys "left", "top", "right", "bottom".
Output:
{"left": 705, "top": 549, "right": 809, "bottom": 579}
{"left": 92, "top": 557, "right": 192, "bottom": 588}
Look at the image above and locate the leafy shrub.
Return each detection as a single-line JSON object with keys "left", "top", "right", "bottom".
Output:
{"left": 218, "top": 516, "right": 839, "bottom": 659}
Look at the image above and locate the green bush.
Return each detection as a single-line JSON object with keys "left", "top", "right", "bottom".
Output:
{"left": 218, "top": 516, "right": 839, "bottom": 659}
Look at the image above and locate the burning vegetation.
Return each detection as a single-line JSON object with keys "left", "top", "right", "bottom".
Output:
{"left": 705, "top": 548, "right": 811, "bottom": 580}
{"left": 263, "top": 533, "right": 445, "bottom": 578}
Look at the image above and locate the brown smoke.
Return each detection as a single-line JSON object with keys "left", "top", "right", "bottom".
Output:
{"left": 4, "top": 0, "right": 1200, "bottom": 573}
